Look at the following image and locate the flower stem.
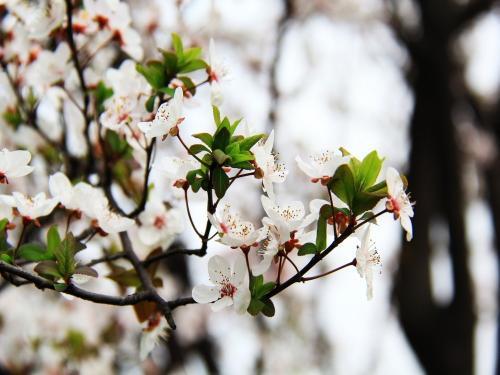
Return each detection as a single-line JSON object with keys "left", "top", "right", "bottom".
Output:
{"left": 176, "top": 133, "right": 211, "bottom": 167}
{"left": 184, "top": 189, "right": 203, "bottom": 238}
{"left": 300, "top": 259, "right": 356, "bottom": 282}
{"left": 12, "top": 223, "right": 27, "bottom": 262}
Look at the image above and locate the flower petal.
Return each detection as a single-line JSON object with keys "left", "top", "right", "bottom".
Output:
{"left": 208, "top": 255, "right": 231, "bottom": 284}
{"left": 192, "top": 284, "right": 220, "bottom": 304}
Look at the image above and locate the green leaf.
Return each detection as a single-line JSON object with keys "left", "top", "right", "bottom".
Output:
{"left": 366, "top": 180, "right": 387, "bottom": 196}
{"left": 352, "top": 191, "right": 382, "bottom": 216}
{"left": 178, "top": 59, "right": 208, "bottom": 73}
{"left": 330, "top": 164, "right": 356, "bottom": 208}
{"left": 161, "top": 50, "right": 178, "bottom": 77}
{"left": 298, "top": 242, "right": 318, "bottom": 256}
{"left": 229, "top": 153, "right": 255, "bottom": 168}
{"left": 213, "top": 149, "right": 230, "bottom": 165}
{"left": 178, "top": 76, "right": 197, "bottom": 96}
{"left": 212, "top": 106, "right": 221, "bottom": 126}
{"left": 316, "top": 214, "right": 327, "bottom": 251}
{"left": 54, "top": 283, "right": 67, "bottom": 292}
{"left": 261, "top": 299, "right": 275, "bottom": 317}
{"left": 212, "top": 167, "right": 230, "bottom": 199}
{"left": 239, "top": 134, "right": 265, "bottom": 151}
{"left": 145, "top": 95, "right": 156, "bottom": 112}
{"left": 192, "top": 133, "right": 213, "bottom": 148}
{"left": 47, "top": 226, "right": 61, "bottom": 255}
{"left": 256, "top": 282, "right": 276, "bottom": 299}
{"left": 357, "top": 151, "right": 384, "bottom": 190}
{"left": 34, "top": 260, "right": 62, "bottom": 280}
{"left": 136, "top": 61, "right": 167, "bottom": 90}
{"left": 186, "top": 169, "right": 203, "bottom": 185}
{"left": 54, "top": 233, "right": 85, "bottom": 279}
{"left": 247, "top": 298, "right": 265, "bottom": 316}
{"left": 171, "top": 32, "right": 183, "bottom": 55}
{"left": 182, "top": 47, "right": 202, "bottom": 61}
{"left": 93, "top": 81, "right": 113, "bottom": 114}
{"left": 3, "top": 108, "right": 23, "bottom": 129}
{"left": 0, "top": 219, "right": 8, "bottom": 232}
{"left": 250, "top": 274, "right": 264, "bottom": 295}
{"left": 212, "top": 127, "right": 230, "bottom": 151}
{"left": 189, "top": 144, "right": 210, "bottom": 155}
{"left": 0, "top": 254, "right": 12, "bottom": 264}
{"left": 19, "top": 243, "right": 54, "bottom": 261}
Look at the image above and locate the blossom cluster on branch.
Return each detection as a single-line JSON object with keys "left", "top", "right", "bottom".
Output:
{"left": 0, "top": 0, "right": 414, "bottom": 361}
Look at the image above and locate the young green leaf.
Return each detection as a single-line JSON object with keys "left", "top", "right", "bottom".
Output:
{"left": 171, "top": 32, "right": 184, "bottom": 55}
{"left": 297, "top": 242, "right": 318, "bottom": 256}
{"left": 136, "top": 61, "right": 167, "bottom": 90}
{"left": 213, "top": 149, "right": 230, "bottom": 165}
{"left": 239, "top": 134, "right": 265, "bottom": 151}
{"left": 47, "top": 226, "right": 61, "bottom": 255}
{"left": 19, "top": 243, "right": 54, "bottom": 261}
{"left": 192, "top": 133, "right": 213, "bottom": 148}
{"left": 330, "top": 164, "right": 356, "bottom": 208}
{"left": 212, "top": 106, "right": 221, "bottom": 126}
{"left": 189, "top": 144, "right": 210, "bottom": 155}
{"left": 357, "top": 151, "right": 384, "bottom": 190}
{"left": 212, "top": 167, "right": 230, "bottom": 199}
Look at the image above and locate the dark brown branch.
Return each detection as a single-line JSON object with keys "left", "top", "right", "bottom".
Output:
{"left": 127, "top": 138, "right": 156, "bottom": 217}
{"left": 0, "top": 261, "right": 152, "bottom": 305}
{"left": 65, "top": 0, "right": 94, "bottom": 175}
{"left": 119, "top": 232, "right": 177, "bottom": 328}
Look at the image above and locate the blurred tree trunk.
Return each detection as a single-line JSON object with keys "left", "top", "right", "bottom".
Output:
{"left": 392, "top": 1, "right": 496, "bottom": 374}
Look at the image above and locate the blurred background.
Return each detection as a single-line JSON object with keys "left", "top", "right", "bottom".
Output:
{"left": 1, "top": 0, "right": 499, "bottom": 374}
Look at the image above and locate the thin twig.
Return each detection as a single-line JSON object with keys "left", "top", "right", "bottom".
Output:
{"left": 300, "top": 259, "right": 355, "bottom": 282}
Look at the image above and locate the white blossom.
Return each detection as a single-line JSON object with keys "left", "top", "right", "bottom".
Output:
{"left": 207, "top": 39, "right": 228, "bottom": 106}
{"left": 355, "top": 226, "right": 381, "bottom": 300}
{"left": 0, "top": 149, "right": 34, "bottom": 184}
{"left": 48, "top": 172, "right": 87, "bottom": 212}
{"left": 75, "top": 183, "right": 134, "bottom": 234}
{"left": 1, "top": 192, "right": 58, "bottom": 221}
{"left": 137, "top": 199, "right": 184, "bottom": 248}
{"left": 252, "top": 131, "right": 288, "bottom": 201}
{"left": 139, "top": 314, "right": 169, "bottom": 361}
{"left": 192, "top": 254, "right": 251, "bottom": 314}
{"left": 385, "top": 167, "right": 414, "bottom": 241}
{"left": 208, "top": 204, "right": 266, "bottom": 248}
{"left": 99, "top": 95, "right": 137, "bottom": 131}
{"left": 296, "top": 150, "right": 350, "bottom": 186}
{"left": 25, "top": 43, "right": 71, "bottom": 95}
{"left": 23, "top": 0, "right": 66, "bottom": 40}
{"left": 138, "top": 87, "right": 184, "bottom": 140}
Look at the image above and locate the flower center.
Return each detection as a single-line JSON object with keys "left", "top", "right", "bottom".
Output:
{"left": 386, "top": 196, "right": 401, "bottom": 218}
{"left": 220, "top": 222, "right": 229, "bottom": 234}
{"left": 220, "top": 282, "right": 237, "bottom": 298}
{"left": 153, "top": 215, "right": 166, "bottom": 229}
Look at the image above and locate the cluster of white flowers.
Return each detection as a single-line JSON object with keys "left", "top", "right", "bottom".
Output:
{"left": 192, "top": 141, "right": 414, "bottom": 310}
{"left": 0, "top": 1, "right": 415, "bottom": 365}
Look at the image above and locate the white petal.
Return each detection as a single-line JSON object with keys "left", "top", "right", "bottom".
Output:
{"left": 192, "top": 284, "right": 220, "bottom": 304}
{"left": 400, "top": 214, "right": 413, "bottom": 241}
{"left": 295, "top": 155, "right": 317, "bottom": 179}
{"left": 233, "top": 288, "right": 251, "bottom": 314}
{"left": 208, "top": 255, "right": 231, "bottom": 284}
{"left": 252, "top": 255, "right": 273, "bottom": 276}
{"left": 211, "top": 296, "right": 233, "bottom": 311}
{"left": 230, "top": 253, "right": 247, "bottom": 286}
{"left": 386, "top": 167, "right": 403, "bottom": 197}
